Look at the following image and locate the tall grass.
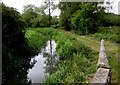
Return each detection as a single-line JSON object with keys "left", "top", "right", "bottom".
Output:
{"left": 89, "top": 27, "right": 120, "bottom": 43}
{"left": 25, "top": 28, "right": 53, "bottom": 55}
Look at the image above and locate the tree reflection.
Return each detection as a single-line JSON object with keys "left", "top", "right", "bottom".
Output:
{"left": 43, "top": 40, "right": 59, "bottom": 75}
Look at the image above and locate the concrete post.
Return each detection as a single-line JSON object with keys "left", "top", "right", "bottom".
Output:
{"left": 97, "top": 39, "right": 109, "bottom": 68}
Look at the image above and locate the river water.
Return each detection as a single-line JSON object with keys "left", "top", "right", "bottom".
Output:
{"left": 27, "top": 40, "right": 59, "bottom": 83}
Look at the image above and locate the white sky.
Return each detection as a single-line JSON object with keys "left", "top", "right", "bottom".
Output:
{"left": 2, "top": 0, "right": 61, "bottom": 16}
{"left": 1, "top": 0, "right": 120, "bottom": 15}
{"left": 104, "top": 0, "right": 120, "bottom": 14}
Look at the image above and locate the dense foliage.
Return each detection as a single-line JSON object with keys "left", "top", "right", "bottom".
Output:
{"left": 58, "top": 2, "right": 120, "bottom": 35}
{"left": 99, "top": 13, "right": 120, "bottom": 26}
{"left": 2, "top": 4, "right": 34, "bottom": 84}
{"left": 58, "top": 2, "right": 104, "bottom": 35}
{"left": 58, "top": 2, "right": 81, "bottom": 31}
{"left": 30, "top": 14, "right": 50, "bottom": 27}
{"left": 70, "top": 3, "right": 100, "bottom": 34}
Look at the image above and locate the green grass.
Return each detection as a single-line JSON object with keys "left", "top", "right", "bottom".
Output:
{"left": 25, "top": 27, "right": 53, "bottom": 55}
{"left": 88, "top": 26, "right": 120, "bottom": 43}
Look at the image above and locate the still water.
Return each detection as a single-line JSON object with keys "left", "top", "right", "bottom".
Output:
{"left": 27, "top": 40, "right": 59, "bottom": 83}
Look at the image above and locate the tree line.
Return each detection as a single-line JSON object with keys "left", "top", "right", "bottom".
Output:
{"left": 21, "top": 2, "right": 120, "bottom": 34}
{"left": 21, "top": 4, "right": 58, "bottom": 27}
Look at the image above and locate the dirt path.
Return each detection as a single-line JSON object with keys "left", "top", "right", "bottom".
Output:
{"left": 60, "top": 30, "right": 118, "bottom": 54}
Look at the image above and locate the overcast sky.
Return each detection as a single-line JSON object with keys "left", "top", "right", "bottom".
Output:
{"left": 2, "top": 0, "right": 120, "bottom": 16}
{"left": 2, "top": 0, "right": 61, "bottom": 16}
{"left": 105, "top": 0, "right": 120, "bottom": 14}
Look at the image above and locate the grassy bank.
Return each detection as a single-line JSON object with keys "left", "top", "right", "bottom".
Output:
{"left": 26, "top": 27, "right": 98, "bottom": 83}
{"left": 25, "top": 28, "right": 53, "bottom": 55}
{"left": 62, "top": 29, "right": 119, "bottom": 83}
{"left": 88, "top": 26, "right": 120, "bottom": 43}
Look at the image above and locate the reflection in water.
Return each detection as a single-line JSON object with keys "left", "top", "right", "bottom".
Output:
{"left": 27, "top": 54, "right": 46, "bottom": 83}
{"left": 43, "top": 39, "right": 59, "bottom": 75}
{"left": 27, "top": 39, "right": 59, "bottom": 83}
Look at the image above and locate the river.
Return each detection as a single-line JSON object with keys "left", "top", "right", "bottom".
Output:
{"left": 27, "top": 39, "right": 59, "bottom": 83}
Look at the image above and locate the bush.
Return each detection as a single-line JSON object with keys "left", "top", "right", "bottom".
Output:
{"left": 31, "top": 15, "right": 50, "bottom": 27}
{"left": 51, "top": 25, "right": 60, "bottom": 29}
{"left": 89, "top": 27, "right": 120, "bottom": 43}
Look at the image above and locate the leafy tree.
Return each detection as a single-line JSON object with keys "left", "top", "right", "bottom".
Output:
{"left": 35, "top": 5, "right": 46, "bottom": 15}
{"left": 21, "top": 4, "right": 56, "bottom": 27}
{"left": 58, "top": 2, "right": 81, "bottom": 30}
{"left": 21, "top": 4, "right": 38, "bottom": 27}
{"left": 51, "top": 16, "right": 58, "bottom": 25}
{"left": 23, "top": 4, "right": 46, "bottom": 15}
{"left": 31, "top": 14, "right": 50, "bottom": 27}
{"left": 70, "top": 3, "right": 101, "bottom": 34}
{"left": 58, "top": 2, "right": 105, "bottom": 34}
{"left": 21, "top": 11, "right": 37, "bottom": 27}
{"left": 31, "top": 15, "right": 58, "bottom": 27}
{"left": 23, "top": 4, "right": 37, "bottom": 13}
{"left": 91, "top": 2, "right": 120, "bottom": 27}
{"left": 2, "top": 3, "right": 33, "bottom": 84}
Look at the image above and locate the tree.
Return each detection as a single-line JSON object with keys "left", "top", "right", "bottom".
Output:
{"left": 58, "top": 2, "right": 104, "bottom": 34}
{"left": 23, "top": 4, "right": 46, "bottom": 15}
{"left": 70, "top": 3, "right": 101, "bottom": 34}
{"left": 58, "top": 2, "right": 82, "bottom": 30}
{"left": 31, "top": 14, "right": 50, "bottom": 27}
{"left": 21, "top": 3, "right": 56, "bottom": 27}
{"left": 43, "top": 0, "right": 57, "bottom": 27}
{"left": 51, "top": 16, "right": 58, "bottom": 25}
{"left": 31, "top": 15, "right": 58, "bottom": 27}
{"left": 2, "top": 3, "right": 33, "bottom": 84}
{"left": 21, "top": 4, "right": 38, "bottom": 27}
